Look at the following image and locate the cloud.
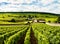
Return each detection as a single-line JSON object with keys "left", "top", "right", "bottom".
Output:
{"left": 0, "top": 2, "right": 10, "bottom": 6}
{"left": 0, "top": 0, "right": 60, "bottom": 14}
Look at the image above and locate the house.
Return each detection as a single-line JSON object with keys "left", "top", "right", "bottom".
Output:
{"left": 33, "top": 19, "right": 46, "bottom": 23}
{"left": 33, "top": 19, "right": 37, "bottom": 23}
{"left": 37, "top": 19, "right": 46, "bottom": 23}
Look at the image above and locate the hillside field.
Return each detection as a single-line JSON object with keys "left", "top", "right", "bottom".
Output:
{"left": 0, "top": 12, "right": 58, "bottom": 24}
{"left": 0, "top": 12, "right": 60, "bottom": 44}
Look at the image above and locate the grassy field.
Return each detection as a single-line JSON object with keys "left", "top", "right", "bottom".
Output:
{"left": 0, "top": 23, "right": 60, "bottom": 44}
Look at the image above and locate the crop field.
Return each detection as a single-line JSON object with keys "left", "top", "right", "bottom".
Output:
{"left": 0, "top": 23, "right": 60, "bottom": 44}
{"left": 32, "top": 23, "right": 60, "bottom": 44}
{"left": 0, "top": 25, "right": 29, "bottom": 44}
{"left": 0, "top": 12, "right": 60, "bottom": 44}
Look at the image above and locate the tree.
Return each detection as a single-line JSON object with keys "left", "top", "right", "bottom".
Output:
{"left": 48, "top": 21, "right": 51, "bottom": 23}
{"left": 19, "top": 16, "right": 22, "bottom": 18}
{"left": 57, "top": 17, "right": 60, "bottom": 23}
{"left": 8, "top": 15, "right": 10, "bottom": 17}
{"left": 10, "top": 19, "right": 16, "bottom": 22}
{"left": 26, "top": 22, "right": 30, "bottom": 25}
{"left": 28, "top": 15, "right": 31, "bottom": 18}
{"left": 23, "top": 15, "right": 26, "bottom": 17}
{"left": 28, "top": 15, "right": 32, "bottom": 21}
{"left": 32, "top": 16, "right": 34, "bottom": 18}
{"left": 54, "top": 21, "right": 57, "bottom": 23}
{"left": 35, "top": 15, "right": 37, "bottom": 18}
{"left": 3, "top": 16, "right": 5, "bottom": 18}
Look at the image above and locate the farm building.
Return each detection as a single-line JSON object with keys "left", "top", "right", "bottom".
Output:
{"left": 33, "top": 19, "right": 46, "bottom": 23}
{"left": 33, "top": 19, "right": 37, "bottom": 23}
{"left": 37, "top": 19, "right": 46, "bottom": 23}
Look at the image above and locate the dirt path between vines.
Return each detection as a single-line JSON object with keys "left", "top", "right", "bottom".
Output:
{"left": 30, "top": 27, "right": 38, "bottom": 44}
{"left": 17, "top": 27, "right": 28, "bottom": 44}
{"left": 17, "top": 32, "right": 26, "bottom": 44}
{"left": 17, "top": 27, "right": 38, "bottom": 44}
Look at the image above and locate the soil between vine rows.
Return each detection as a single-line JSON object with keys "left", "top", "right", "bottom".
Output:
{"left": 17, "top": 27, "right": 38, "bottom": 44}
{"left": 30, "top": 27, "right": 38, "bottom": 44}
{"left": 17, "top": 33, "right": 26, "bottom": 44}
{"left": 17, "top": 27, "right": 29, "bottom": 44}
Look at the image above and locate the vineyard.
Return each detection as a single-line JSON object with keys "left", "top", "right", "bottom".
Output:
{"left": 0, "top": 23, "right": 60, "bottom": 44}
{"left": 32, "top": 23, "right": 60, "bottom": 44}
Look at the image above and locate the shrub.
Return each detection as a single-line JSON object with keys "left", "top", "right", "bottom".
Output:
{"left": 54, "top": 21, "right": 57, "bottom": 23}
{"left": 10, "top": 19, "right": 16, "bottom": 22}
{"left": 57, "top": 17, "right": 60, "bottom": 23}
{"left": 48, "top": 21, "right": 51, "bottom": 23}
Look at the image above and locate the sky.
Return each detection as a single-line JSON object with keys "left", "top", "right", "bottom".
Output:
{"left": 0, "top": 0, "right": 60, "bottom": 14}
